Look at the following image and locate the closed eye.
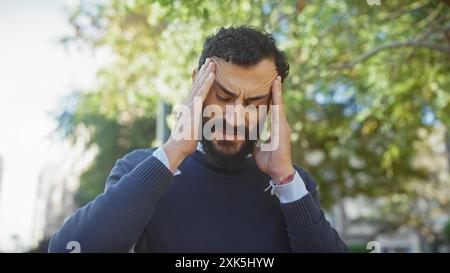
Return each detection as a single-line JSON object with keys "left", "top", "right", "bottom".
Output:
{"left": 246, "top": 94, "right": 270, "bottom": 101}
{"left": 214, "top": 89, "right": 234, "bottom": 102}
{"left": 213, "top": 82, "right": 236, "bottom": 102}
{"left": 245, "top": 93, "right": 270, "bottom": 105}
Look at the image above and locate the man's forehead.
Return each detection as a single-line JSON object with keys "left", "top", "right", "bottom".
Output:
{"left": 211, "top": 57, "right": 278, "bottom": 96}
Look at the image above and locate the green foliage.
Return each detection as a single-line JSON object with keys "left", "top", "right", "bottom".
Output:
{"left": 56, "top": 91, "right": 156, "bottom": 206}
{"left": 348, "top": 243, "right": 369, "bottom": 253}
{"left": 444, "top": 220, "right": 450, "bottom": 242}
{"left": 58, "top": 0, "right": 450, "bottom": 219}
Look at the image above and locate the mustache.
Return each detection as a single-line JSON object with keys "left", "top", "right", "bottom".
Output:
{"left": 202, "top": 117, "right": 260, "bottom": 139}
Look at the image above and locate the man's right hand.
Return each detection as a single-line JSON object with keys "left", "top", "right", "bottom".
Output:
{"left": 162, "top": 58, "right": 216, "bottom": 173}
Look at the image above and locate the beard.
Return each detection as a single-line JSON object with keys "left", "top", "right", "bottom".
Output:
{"left": 201, "top": 138, "right": 256, "bottom": 171}
{"left": 200, "top": 117, "right": 258, "bottom": 171}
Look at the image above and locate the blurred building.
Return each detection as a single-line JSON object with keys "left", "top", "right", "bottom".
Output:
{"left": 31, "top": 140, "right": 95, "bottom": 248}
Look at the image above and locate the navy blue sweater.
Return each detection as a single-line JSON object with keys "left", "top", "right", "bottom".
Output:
{"left": 48, "top": 148, "right": 349, "bottom": 253}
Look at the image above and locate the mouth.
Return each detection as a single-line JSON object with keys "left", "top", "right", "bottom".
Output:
{"left": 216, "top": 127, "right": 246, "bottom": 141}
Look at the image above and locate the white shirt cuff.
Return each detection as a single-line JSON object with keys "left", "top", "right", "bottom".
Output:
{"left": 152, "top": 147, "right": 181, "bottom": 176}
{"left": 265, "top": 171, "right": 308, "bottom": 203}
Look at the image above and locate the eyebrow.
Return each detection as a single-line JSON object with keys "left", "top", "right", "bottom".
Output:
{"left": 215, "top": 81, "right": 238, "bottom": 97}
{"left": 215, "top": 81, "right": 270, "bottom": 100}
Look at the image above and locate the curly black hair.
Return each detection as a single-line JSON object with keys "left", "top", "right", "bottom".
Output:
{"left": 198, "top": 26, "right": 289, "bottom": 82}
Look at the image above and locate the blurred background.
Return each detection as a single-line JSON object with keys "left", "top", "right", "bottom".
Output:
{"left": 0, "top": 0, "right": 449, "bottom": 253}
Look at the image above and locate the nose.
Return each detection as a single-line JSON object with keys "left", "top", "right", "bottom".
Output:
{"left": 225, "top": 100, "right": 246, "bottom": 128}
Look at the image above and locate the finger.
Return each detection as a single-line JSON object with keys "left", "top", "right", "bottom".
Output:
{"left": 198, "top": 58, "right": 211, "bottom": 75}
{"left": 269, "top": 77, "right": 285, "bottom": 146}
{"left": 271, "top": 76, "right": 282, "bottom": 107}
{"left": 271, "top": 76, "right": 287, "bottom": 122}
{"left": 270, "top": 76, "right": 280, "bottom": 123}
{"left": 192, "top": 58, "right": 211, "bottom": 90}
{"left": 199, "top": 61, "right": 216, "bottom": 86}
{"left": 193, "top": 61, "right": 215, "bottom": 95}
{"left": 198, "top": 72, "right": 215, "bottom": 101}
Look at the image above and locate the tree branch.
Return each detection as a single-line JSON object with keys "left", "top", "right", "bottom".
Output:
{"left": 344, "top": 40, "right": 450, "bottom": 69}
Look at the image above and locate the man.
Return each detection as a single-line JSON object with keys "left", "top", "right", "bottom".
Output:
{"left": 49, "top": 26, "right": 349, "bottom": 253}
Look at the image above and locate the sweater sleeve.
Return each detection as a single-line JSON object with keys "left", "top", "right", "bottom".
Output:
{"left": 280, "top": 168, "right": 350, "bottom": 253}
{"left": 48, "top": 151, "right": 173, "bottom": 253}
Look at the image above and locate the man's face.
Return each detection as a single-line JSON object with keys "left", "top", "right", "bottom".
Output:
{"left": 194, "top": 57, "right": 278, "bottom": 168}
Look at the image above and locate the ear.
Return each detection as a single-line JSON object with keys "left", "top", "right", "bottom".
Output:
{"left": 192, "top": 68, "right": 198, "bottom": 83}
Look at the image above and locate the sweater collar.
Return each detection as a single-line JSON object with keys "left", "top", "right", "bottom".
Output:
{"left": 196, "top": 142, "right": 252, "bottom": 158}
{"left": 192, "top": 143, "right": 256, "bottom": 174}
